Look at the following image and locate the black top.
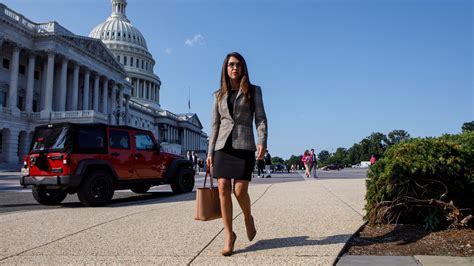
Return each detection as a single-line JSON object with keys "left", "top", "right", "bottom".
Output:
{"left": 227, "top": 90, "right": 238, "bottom": 118}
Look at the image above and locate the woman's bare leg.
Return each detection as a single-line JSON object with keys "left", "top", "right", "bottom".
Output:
{"left": 234, "top": 179, "right": 256, "bottom": 240}
{"left": 218, "top": 178, "right": 234, "bottom": 250}
{"left": 234, "top": 180, "right": 251, "bottom": 219}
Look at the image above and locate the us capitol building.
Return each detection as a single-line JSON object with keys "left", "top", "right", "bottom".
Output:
{"left": 0, "top": 0, "right": 208, "bottom": 168}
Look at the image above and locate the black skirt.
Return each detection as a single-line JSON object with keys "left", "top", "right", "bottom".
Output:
{"left": 213, "top": 137, "right": 255, "bottom": 181}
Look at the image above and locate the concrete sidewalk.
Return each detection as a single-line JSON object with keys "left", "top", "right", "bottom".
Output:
{"left": 0, "top": 178, "right": 365, "bottom": 265}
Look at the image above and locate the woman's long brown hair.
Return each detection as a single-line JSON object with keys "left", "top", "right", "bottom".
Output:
{"left": 217, "top": 52, "right": 254, "bottom": 104}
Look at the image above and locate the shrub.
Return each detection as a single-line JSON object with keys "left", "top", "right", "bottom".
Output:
{"left": 365, "top": 132, "right": 474, "bottom": 229}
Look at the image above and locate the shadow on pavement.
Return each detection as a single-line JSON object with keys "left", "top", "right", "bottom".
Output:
{"left": 235, "top": 234, "right": 352, "bottom": 254}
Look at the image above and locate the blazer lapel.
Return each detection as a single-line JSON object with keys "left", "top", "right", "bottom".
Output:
{"left": 220, "top": 92, "right": 232, "bottom": 119}
{"left": 233, "top": 89, "right": 243, "bottom": 114}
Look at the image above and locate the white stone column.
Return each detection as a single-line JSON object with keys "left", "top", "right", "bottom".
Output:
{"left": 82, "top": 69, "right": 90, "bottom": 110}
{"left": 102, "top": 78, "right": 108, "bottom": 114}
{"left": 71, "top": 63, "right": 79, "bottom": 111}
{"left": 40, "top": 60, "right": 47, "bottom": 110}
{"left": 156, "top": 85, "right": 160, "bottom": 104}
{"left": 125, "top": 97, "right": 130, "bottom": 126}
{"left": 118, "top": 86, "right": 124, "bottom": 125}
{"left": 42, "top": 52, "right": 55, "bottom": 115}
{"left": 134, "top": 78, "right": 138, "bottom": 97}
{"left": 148, "top": 82, "right": 151, "bottom": 100}
{"left": 58, "top": 58, "right": 68, "bottom": 111}
{"left": 3, "top": 128, "right": 20, "bottom": 163}
{"left": 110, "top": 84, "right": 117, "bottom": 125}
{"left": 25, "top": 54, "right": 36, "bottom": 112}
{"left": 8, "top": 46, "right": 20, "bottom": 112}
{"left": 93, "top": 73, "right": 100, "bottom": 112}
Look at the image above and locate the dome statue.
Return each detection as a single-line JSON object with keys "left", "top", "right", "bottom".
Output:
{"left": 89, "top": 0, "right": 161, "bottom": 108}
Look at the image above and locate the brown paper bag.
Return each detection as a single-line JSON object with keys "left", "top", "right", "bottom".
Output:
{"left": 194, "top": 169, "right": 221, "bottom": 221}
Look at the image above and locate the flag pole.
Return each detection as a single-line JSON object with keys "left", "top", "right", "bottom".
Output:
{"left": 188, "top": 86, "right": 191, "bottom": 113}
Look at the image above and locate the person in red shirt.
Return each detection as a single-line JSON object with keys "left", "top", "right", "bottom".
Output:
{"left": 370, "top": 155, "right": 376, "bottom": 165}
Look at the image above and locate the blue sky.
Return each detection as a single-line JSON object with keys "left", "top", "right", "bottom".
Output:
{"left": 4, "top": 0, "right": 472, "bottom": 159}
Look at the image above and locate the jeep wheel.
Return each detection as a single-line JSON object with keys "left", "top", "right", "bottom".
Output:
{"left": 130, "top": 184, "right": 151, "bottom": 194}
{"left": 32, "top": 187, "right": 67, "bottom": 205}
{"left": 171, "top": 167, "right": 194, "bottom": 194}
{"left": 78, "top": 170, "right": 114, "bottom": 207}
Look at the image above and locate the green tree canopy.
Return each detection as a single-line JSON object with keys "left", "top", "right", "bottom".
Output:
{"left": 318, "top": 150, "right": 330, "bottom": 164}
{"left": 462, "top": 121, "right": 474, "bottom": 132}
{"left": 387, "top": 129, "right": 411, "bottom": 146}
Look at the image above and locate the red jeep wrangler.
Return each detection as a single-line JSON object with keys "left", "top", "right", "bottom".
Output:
{"left": 20, "top": 123, "right": 195, "bottom": 207}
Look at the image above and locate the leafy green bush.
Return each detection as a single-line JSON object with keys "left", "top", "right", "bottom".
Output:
{"left": 365, "top": 132, "right": 474, "bottom": 229}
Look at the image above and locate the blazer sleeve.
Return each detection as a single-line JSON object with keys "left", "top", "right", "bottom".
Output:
{"left": 253, "top": 86, "right": 268, "bottom": 149}
{"left": 208, "top": 93, "right": 221, "bottom": 156}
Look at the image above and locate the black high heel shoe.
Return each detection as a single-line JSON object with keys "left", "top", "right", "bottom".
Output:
{"left": 221, "top": 231, "right": 237, "bottom": 256}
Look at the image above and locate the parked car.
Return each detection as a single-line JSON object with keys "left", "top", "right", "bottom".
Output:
{"left": 20, "top": 123, "right": 194, "bottom": 207}
{"left": 321, "top": 163, "right": 344, "bottom": 171}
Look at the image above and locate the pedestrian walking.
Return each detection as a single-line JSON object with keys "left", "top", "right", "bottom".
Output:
{"left": 264, "top": 150, "right": 272, "bottom": 178}
{"left": 206, "top": 52, "right": 268, "bottom": 256}
{"left": 257, "top": 158, "right": 265, "bottom": 178}
{"left": 301, "top": 150, "right": 311, "bottom": 178}
{"left": 310, "top": 148, "right": 318, "bottom": 178}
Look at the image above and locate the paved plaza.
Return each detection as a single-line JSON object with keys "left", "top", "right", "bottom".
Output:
{"left": 1, "top": 170, "right": 472, "bottom": 265}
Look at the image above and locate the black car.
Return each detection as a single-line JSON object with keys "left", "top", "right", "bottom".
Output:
{"left": 321, "top": 163, "right": 344, "bottom": 171}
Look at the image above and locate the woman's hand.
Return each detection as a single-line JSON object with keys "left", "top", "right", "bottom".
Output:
{"left": 206, "top": 156, "right": 213, "bottom": 168}
{"left": 257, "top": 144, "right": 265, "bottom": 160}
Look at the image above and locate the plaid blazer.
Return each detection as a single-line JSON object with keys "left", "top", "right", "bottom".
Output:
{"left": 208, "top": 85, "right": 267, "bottom": 155}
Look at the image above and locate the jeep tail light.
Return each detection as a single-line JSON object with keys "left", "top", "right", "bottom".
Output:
{"left": 63, "top": 154, "right": 70, "bottom": 165}
{"left": 23, "top": 156, "right": 28, "bottom": 167}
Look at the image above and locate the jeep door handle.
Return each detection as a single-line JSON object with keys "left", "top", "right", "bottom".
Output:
{"left": 111, "top": 152, "right": 120, "bottom": 157}
{"left": 134, "top": 153, "right": 143, "bottom": 159}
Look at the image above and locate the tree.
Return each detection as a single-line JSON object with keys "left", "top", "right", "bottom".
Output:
{"left": 346, "top": 144, "right": 361, "bottom": 166}
{"left": 272, "top": 156, "right": 284, "bottom": 165}
{"left": 318, "top": 150, "right": 330, "bottom": 164}
{"left": 285, "top": 155, "right": 303, "bottom": 168}
{"left": 328, "top": 147, "right": 348, "bottom": 165}
{"left": 462, "top": 121, "right": 474, "bottom": 132}
{"left": 387, "top": 129, "right": 411, "bottom": 146}
{"left": 367, "top": 132, "right": 388, "bottom": 159}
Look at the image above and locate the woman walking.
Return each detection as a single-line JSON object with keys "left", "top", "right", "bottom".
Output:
{"left": 302, "top": 150, "right": 311, "bottom": 178}
{"left": 206, "top": 52, "right": 268, "bottom": 256}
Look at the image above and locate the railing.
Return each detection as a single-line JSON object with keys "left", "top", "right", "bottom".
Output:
{"left": 1, "top": 4, "right": 73, "bottom": 35}
{"left": 51, "top": 110, "right": 107, "bottom": 120}
{"left": 0, "top": 107, "right": 12, "bottom": 115}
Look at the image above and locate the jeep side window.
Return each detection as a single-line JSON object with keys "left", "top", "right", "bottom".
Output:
{"left": 78, "top": 128, "right": 104, "bottom": 149}
{"left": 135, "top": 133, "right": 154, "bottom": 150}
{"left": 109, "top": 130, "right": 130, "bottom": 149}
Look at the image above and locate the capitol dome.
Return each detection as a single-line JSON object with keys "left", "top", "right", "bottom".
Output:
{"left": 89, "top": 0, "right": 161, "bottom": 107}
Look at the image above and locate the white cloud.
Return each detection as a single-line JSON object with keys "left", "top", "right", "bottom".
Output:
{"left": 185, "top": 33, "right": 205, "bottom": 47}
{"left": 164, "top": 48, "right": 172, "bottom": 54}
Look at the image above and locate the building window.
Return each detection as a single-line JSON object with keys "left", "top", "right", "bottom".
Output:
{"left": 33, "top": 100, "right": 38, "bottom": 111}
{"left": 118, "top": 32, "right": 121, "bottom": 37}
{"left": 124, "top": 56, "right": 127, "bottom": 66}
{"left": 136, "top": 58, "right": 139, "bottom": 67}
{"left": 141, "top": 60, "right": 144, "bottom": 69}
{"left": 145, "top": 62, "right": 148, "bottom": 70}
{"left": 34, "top": 70, "right": 40, "bottom": 80}
{"left": 18, "top": 96, "right": 24, "bottom": 110}
{"left": 130, "top": 57, "right": 133, "bottom": 67}
{"left": 117, "top": 55, "right": 120, "bottom": 62}
{"left": 2, "top": 58, "right": 9, "bottom": 69}
{"left": 0, "top": 92, "right": 6, "bottom": 107}
{"left": 19, "top": 65, "right": 26, "bottom": 75}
